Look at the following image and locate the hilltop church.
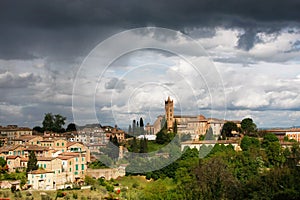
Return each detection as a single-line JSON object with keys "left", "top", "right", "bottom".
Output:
{"left": 146, "top": 97, "right": 240, "bottom": 140}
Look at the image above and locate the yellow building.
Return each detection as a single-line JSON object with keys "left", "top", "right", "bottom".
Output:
{"left": 6, "top": 155, "right": 22, "bottom": 172}
{"left": 27, "top": 169, "right": 55, "bottom": 190}
{"left": 40, "top": 138, "right": 68, "bottom": 152}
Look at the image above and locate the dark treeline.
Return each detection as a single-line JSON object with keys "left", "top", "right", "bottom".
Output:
{"left": 126, "top": 132, "right": 300, "bottom": 199}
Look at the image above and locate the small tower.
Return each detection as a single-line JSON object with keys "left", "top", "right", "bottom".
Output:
{"left": 165, "top": 96, "right": 174, "bottom": 131}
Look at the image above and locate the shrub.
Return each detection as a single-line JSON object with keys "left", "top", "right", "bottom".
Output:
{"left": 132, "top": 182, "right": 139, "bottom": 188}
{"left": 26, "top": 191, "right": 32, "bottom": 196}
{"left": 73, "top": 193, "right": 78, "bottom": 199}
{"left": 106, "top": 185, "right": 114, "bottom": 192}
{"left": 56, "top": 190, "right": 66, "bottom": 198}
{"left": 41, "top": 195, "right": 52, "bottom": 200}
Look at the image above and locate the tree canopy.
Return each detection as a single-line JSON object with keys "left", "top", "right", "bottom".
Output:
{"left": 240, "top": 136, "right": 260, "bottom": 151}
{"left": 221, "top": 121, "right": 238, "bottom": 139}
{"left": 66, "top": 123, "right": 77, "bottom": 132}
{"left": 42, "top": 113, "right": 66, "bottom": 133}
{"left": 241, "top": 118, "right": 257, "bottom": 135}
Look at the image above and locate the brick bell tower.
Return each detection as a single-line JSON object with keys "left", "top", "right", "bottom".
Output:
{"left": 165, "top": 96, "right": 174, "bottom": 131}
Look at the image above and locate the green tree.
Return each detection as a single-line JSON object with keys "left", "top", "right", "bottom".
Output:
{"left": 0, "top": 157, "right": 6, "bottom": 167}
{"left": 132, "top": 119, "right": 136, "bottom": 137}
{"left": 221, "top": 121, "right": 238, "bottom": 139}
{"left": 42, "top": 113, "right": 54, "bottom": 131}
{"left": 262, "top": 133, "right": 279, "bottom": 148}
{"left": 156, "top": 122, "right": 171, "bottom": 144}
{"left": 241, "top": 118, "right": 257, "bottom": 135}
{"left": 181, "top": 157, "right": 240, "bottom": 200}
{"left": 26, "top": 151, "right": 38, "bottom": 173}
{"left": 66, "top": 123, "right": 77, "bottom": 132}
{"left": 33, "top": 126, "right": 44, "bottom": 134}
{"left": 103, "top": 136, "right": 119, "bottom": 161}
{"left": 139, "top": 137, "right": 148, "bottom": 153}
{"left": 42, "top": 113, "right": 66, "bottom": 133}
{"left": 139, "top": 117, "right": 144, "bottom": 127}
{"left": 173, "top": 119, "right": 178, "bottom": 134}
{"left": 0, "top": 157, "right": 7, "bottom": 173}
{"left": 265, "top": 141, "right": 285, "bottom": 167}
{"left": 130, "top": 137, "right": 139, "bottom": 153}
{"left": 53, "top": 114, "right": 66, "bottom": 132}
{"left": 240, "top": 136, "right": 260, "bottom": 151}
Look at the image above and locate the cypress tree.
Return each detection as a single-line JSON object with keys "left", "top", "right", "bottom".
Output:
{"left": 27, "top": 151, "right": 38, "bottom": 173}
{"left": 140, "top": 117, "right": 144, "bottom": 127}
{"left": 139, "top": 138, "right": 145, "bottom": 153}
{"left": 131, "top": 137, "right": 139, "bottom": 153}
{"left": 132, "top": 120, "right": 136, "bottom": 136}
{"left": 144, "top": 137, "right": 148, "bottom": 153}
{"left": 173, "top": 119, "right": 178, "bottom": 134}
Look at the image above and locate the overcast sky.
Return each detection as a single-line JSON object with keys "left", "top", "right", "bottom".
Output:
{"left": 1, "top": 0, "right": 300, "bottom": 128}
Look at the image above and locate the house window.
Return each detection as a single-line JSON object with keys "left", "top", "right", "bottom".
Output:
{"left": 75, "top": 164, "right": 78, "bottom": 171}
{"left": 8, "top": 161, "right": 11, "bottom": 164}
{"left": 69, "top": 161, "right": 72, "bottom": 165}
{"left": 41, "top": 174, "right": 43, "bottom": 178}
{"left": 81, "top": 164, "right": 84, "bottom": 170}
{"left": 69, "top": 168, "right": 71, "bottom": 172}
{"left": 75, "top": 171, "right": 78, "bottom": 175}
{"left": 56, "top": 143, "right": 59, "bottom": 146}
{"left": 62, "top": 143, "right": 64, "bottom": 146}
{"left": 44, "top": 164, "right": 46, "bottom": 168}
{"left": 76, "top": 158, "right": 78, "bottom": 162}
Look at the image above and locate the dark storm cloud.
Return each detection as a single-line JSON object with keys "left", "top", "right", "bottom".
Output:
{"left": 237, "top": 29, "right": 261, "bottom": 51}
{"left": 0, "top": 0, "right": 299, "bottom": 60}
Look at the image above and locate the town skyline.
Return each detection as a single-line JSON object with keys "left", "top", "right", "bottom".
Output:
{"left": 1, "top": 1, "right": 300, "bottom": 129}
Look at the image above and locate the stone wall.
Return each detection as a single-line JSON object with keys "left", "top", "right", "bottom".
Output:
{"left": 85, "top": 167, "right": 125, "bottom": 180}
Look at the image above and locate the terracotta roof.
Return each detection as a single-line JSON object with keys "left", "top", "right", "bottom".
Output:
{"left": 59, "top": 152, "right": 80, "bottom": 156}
{"left": 66, "top": 142, "right": 83, "bottom": 147}
{"left": 28, "top": 169, "right": 54, "bottom": 174}
{"left": 0, "top": 146, "right": 12, "bottom": 153}
{"left": 37, "top": 157, "right": 55, "bottom": 161}
{"left": 8, "top": 144, "right": 24, "bottom": 151}
{"left": 6, "top": 155, "right": 20, "bottom": 159}
{"left": 20, "top": 157, "right": 28, "bottom": 162}
{"left": 57, "top": 155, "right": 74, "bottom": 160}
{"left": 26, "top": 145, "right": 49, "bottom": 151}
{"left": 17, "top": 135, "right": 39, "bottom": 140}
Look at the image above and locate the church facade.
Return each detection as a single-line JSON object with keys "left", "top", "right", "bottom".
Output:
{"left": 151, "top": 97, "right": 240, "bottom": 140}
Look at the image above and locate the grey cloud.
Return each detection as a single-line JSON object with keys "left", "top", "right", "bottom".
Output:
{"left": 105, "top": 77, "right": 126, "bottom": 92}
{"left": 237, "top": 30, "right": 260, "bottom": 51}
{"left": 0, "top": 72, "right": 41, "bottom": 88}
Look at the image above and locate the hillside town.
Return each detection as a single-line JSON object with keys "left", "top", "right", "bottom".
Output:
{"left": 0, "top": 97, "right": 299, "bottom": 196}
